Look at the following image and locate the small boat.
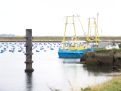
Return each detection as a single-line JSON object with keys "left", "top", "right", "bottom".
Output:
{"left": 105, "top": 43, "right": 120, "bottom": 50}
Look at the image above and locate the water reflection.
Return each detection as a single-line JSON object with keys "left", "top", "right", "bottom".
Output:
{"left": 83, "top": 64, "right": 113, "bottom": 75}
{"left": 25, "top": 73, "right": 33, "bottom": 91}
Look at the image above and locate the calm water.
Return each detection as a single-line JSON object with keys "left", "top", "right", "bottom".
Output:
{"left": 0, "top": 42, "right": 114, "bottom": 91}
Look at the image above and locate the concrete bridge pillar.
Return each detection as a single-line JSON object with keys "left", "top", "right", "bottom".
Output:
{"left": 25, "top": 29, "right": 34, "bottom": 72}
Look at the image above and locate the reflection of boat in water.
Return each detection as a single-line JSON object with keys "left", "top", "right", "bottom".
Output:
{"left": 58, "top": 15, "right": 94, "bottom": 58}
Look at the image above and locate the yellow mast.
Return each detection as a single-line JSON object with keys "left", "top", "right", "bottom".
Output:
{"left": 62, "top": 16, "right": 68, "bottom": 43}
{"left": 62, "top": 15, "right": 77, "bottom": 49}
{"left": 87, "top": 18, "right": 90, "bottom": 43}
{"left": 87, "top": 17, "right": 100, "bottom": 46}
{"left": 72, "top": 15, "right": 77, "bottom": 42}
{"left": 94, "top": 18, "right": 99, "bottom": 45}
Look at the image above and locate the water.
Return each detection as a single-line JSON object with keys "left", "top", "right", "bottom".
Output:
{"left": 0, "top": 42, "right": 114, "bottom": 91}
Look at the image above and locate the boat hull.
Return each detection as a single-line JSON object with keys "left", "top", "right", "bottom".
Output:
{"left": 58, "top": 48, "right": 94, "bottom": 58}
{"left": 58, "top": 52, "right": 84, "bottom": 58}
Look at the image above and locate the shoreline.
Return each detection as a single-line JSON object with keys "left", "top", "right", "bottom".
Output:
{"left": 81, "top": 75, "right": 121, "bottom": 91}
{"left": 0, "top": 36, "right": 121, "bottom": 42}
{"left": 81, "top": 49, "right": 121, "bottom": 69}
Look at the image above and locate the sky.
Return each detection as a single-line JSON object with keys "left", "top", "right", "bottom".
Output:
{"left": 0, "top": 0, "right": 121, "bottom": 36}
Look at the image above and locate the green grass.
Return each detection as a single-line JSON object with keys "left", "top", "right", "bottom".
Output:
{"left": 48, "top": 76, "right": 121, "bottom": 91}
{"left": 81, "top": 76, "right": 121, "bottom": 91}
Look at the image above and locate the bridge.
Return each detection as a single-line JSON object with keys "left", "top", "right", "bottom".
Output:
{"left": 0, "top": 36, "right": 121, "bottom": 42}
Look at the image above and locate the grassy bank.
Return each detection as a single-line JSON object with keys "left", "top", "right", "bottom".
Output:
{"left": 95, "top": 48, "right": 121, "bottom": 53}
{"left": 49, "top": 76, "right": 121, "bottom": 91}
{"left": 81, "top": 76, "right": 121, "bottom": 91}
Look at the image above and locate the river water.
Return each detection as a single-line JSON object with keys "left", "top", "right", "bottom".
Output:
{"left": 0, "top": 42, "right": 114, "bottom": 91}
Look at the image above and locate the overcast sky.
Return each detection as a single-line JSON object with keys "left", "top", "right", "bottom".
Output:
{"left": 0, "top": 0, "right": 121, "bottom": 36}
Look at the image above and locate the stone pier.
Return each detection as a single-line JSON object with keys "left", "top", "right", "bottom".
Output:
{"left": 25, "top": 29, "right": 34, "bottom": 72}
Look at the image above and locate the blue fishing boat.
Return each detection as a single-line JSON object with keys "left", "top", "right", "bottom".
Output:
{"left": 58, "top": 47, "right": 94, "bottom": 58}
{"left": 58, "top": 40, "right": 94, "bottom": 58}
{"left": 58, "top": 15, "right": 100, "bottom": 58}
{"left": 58, "top": 15, "right": 96, "bottom": 58}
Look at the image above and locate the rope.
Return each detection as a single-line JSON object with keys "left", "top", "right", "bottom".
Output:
{"left": 77, "top": 15, "right": 86, "bottom": 36}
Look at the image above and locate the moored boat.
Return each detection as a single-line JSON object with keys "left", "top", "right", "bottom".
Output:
{"left": 58, "top": 15, "right": 95, "bottom": 58}
{"left": 58, "top": 40, "right": 94, "bottom": 58}
{"left": 58, "top": 47, "right": 93, "bottom": 58}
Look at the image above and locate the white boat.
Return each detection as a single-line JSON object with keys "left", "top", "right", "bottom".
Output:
{"left": 105, "top": 43, "right": 119, "bottom": 50}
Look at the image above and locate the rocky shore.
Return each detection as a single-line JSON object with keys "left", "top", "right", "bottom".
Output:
{"left": 81, "top": 49, "right": 121, "bottom": 71}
